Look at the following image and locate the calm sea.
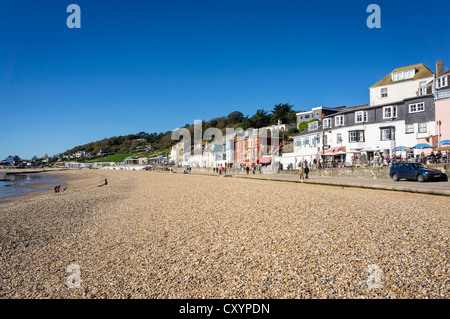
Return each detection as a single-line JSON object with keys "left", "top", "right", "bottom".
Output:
{"left": 0, "top": 173, "right": 62, "bottom": 201}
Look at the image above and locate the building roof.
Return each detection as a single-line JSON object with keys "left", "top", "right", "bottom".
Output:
{"left": 438, "top": 68, "right": 450, "bottom": 77}
{"left": 293, "top": 121, "right": 323, "bottom": 138}
{"left": 370, "top": 63, "right": 434, "bottom": 88}
{"left": 323, "top": 104, "right": 370, "bottom": 116}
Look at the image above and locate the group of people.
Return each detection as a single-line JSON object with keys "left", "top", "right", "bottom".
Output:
{"left": 54, "top": 185, "right": 66, "bottom": 193}
{"left": 419, "top": 151, "right": 447, "bottom": 164}
{"left": 298, "top": 161, "right": 310, "bottom": 181}
{"left": 213, "top": 166, "right": 227, "bottom": 175}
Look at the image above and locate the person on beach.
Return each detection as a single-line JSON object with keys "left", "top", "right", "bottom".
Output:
{"left": 304, "top": 164, "right": 309, "bottom": 179}
{"left": 54, "top": 185, "right": 58, "bottom": 193}
{"left": 299, "top": 163, "right": 304, "bottom": 181}
{"left": 99, "top": 179, "right": 108, "bottom": 187}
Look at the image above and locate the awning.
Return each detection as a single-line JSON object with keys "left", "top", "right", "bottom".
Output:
{"left": 318, "top": 146, "right": 346, "bottom": 156}
{"left": 259, "top": 156, "right": 272, "bottom": 163}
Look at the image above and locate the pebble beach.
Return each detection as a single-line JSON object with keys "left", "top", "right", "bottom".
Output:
{"left": 0, "top": 169, "right": 448, "bottom": 298}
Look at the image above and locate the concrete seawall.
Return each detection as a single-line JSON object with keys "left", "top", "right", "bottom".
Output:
{"left": 174, "top": 164, "right": 450, "bottom": 180}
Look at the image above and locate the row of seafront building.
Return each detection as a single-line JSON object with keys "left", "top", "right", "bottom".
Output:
{"left": 170, "top": 60, "right": 450, "bottom": 169}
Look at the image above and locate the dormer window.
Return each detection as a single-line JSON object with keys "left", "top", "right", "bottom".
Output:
{"left": 335, "top": 115, "right": 344, "bottom": 126}
{"left": 383, "top": 106, "right": 397, "bottom": 119}
{"left": 392, "top": 69, "right": 416, "bottom": 81}
{"left": 323, "top": 118, "right": 331, "bottom": 129}
{"left": 436, "top": 76, "right": 448, "bottom": 89}
{"left": 355, "top": 111, "right": 368, "bottom": 123}
{"left": 308, "top": 121, "right": 318, "bottom": 131}
{"left": 418, "top": 81, "right": 428, "bottom": 96}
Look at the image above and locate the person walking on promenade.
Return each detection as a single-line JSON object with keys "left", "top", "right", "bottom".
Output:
{"left": 304, "top": 164, "right": 309, "bottom": 179}
{"left": 246, "top": 166, "right": 250, "bottom": 174}
{"left": 299, "top": 163, "right": 304, "bottom": 181}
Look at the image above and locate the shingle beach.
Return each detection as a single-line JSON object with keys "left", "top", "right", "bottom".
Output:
{"left": 0, "top": 170, "right": 448, "bottom": 298}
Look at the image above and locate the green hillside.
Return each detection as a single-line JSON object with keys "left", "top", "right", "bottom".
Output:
{"left": 61, "top": 103, "right": 299, "bottom": 160}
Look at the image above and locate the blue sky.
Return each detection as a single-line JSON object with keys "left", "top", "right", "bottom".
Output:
{"left": 0, "top": 0, "right": 449, "bottom": 159}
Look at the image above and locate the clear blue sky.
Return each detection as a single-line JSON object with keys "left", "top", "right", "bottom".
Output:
{"left": 1, "top": 0, "right": 449, "bottom": 159}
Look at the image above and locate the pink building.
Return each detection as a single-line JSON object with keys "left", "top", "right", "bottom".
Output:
{"left": 434, "top": 60, "right": 450, "bottom": 142}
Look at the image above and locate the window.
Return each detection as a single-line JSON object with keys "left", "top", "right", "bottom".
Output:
{"left": 409, "top": 102, "right": 425, "bottom": 113}
{"left": 308, "top": 121, "right": 318, "bottom": 131}
{"left": 380, "top": 127, "right": 395, "bottom": 141}
{"left": 335, "top": 115, "right": 344, "bottom": 126}
{"left": 303, "top": 138, "right": 310, "bottom": 145}
{"left": 405, "top": 124, "right": 414, "bottom": 134}
{"left": 419, "top": 86, "right": 428, "bottom": 96}
{"left": 418, "top": 122, "right": 427, "bottom": 133}
{"left": 294, "top": 140, "right": 302, "bottom": 147}
{"left": 383, "top": 106, "right": 397, "bottom": 119}
{"left": 323, "top": 118, "right": 331, "bottom": 129}
{"left": 355, "top": 111, "right": 368, "bottom": 123}
{"left": 305, "top": 115, "right": 310, "bottom": 119}
{"left": 381, "top": 88, "right": 388, "bottom": 98}
{"left": 392, "top": 69, "right": 416, "bottom": 82}
{"left": 316, "top": 135, "right": 321, "bottom": 144}
{"left": 436, "top": 76, "right": 448, "bottom": 89}
{"left": 349, "top": 130, "right": 365, "bottom": 143}
{"left": 336, "top": 133, "right": 343, "bottom": 143}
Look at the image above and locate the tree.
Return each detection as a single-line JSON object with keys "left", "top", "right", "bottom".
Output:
{"left": 270, "top": 103, "right": 296, "bottom": 125}
{"left": 241, "top": 116, "right": 255, "bottom": 130}
{"left": 227, "top": 111, "right": 244, "bottom": 124}
{"left": 251, "top": 109, "right": 270, "bottom": 128}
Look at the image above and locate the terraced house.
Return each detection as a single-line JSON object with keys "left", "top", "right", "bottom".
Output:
{"left": 282, "top": 61, "right": 443, "bottom": 168}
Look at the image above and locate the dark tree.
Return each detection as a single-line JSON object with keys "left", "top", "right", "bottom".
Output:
{"left": 227, "top": 111, "right": 244, "bottom": 124}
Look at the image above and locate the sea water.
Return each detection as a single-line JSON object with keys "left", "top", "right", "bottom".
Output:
{"left": 0, "top": 174, "right": 61, "bottom": 201}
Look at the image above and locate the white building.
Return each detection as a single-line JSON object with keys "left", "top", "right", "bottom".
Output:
{"left": 370, "top": 63, "right": 434, "bottom": 106}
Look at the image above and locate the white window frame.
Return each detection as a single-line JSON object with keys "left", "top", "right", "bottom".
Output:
{"left": 409, "top": 102, "right": 425, "bottom": 113}
{"left": 308, "top": 121, "right": 318, "bottom": 131}
{"left": 436, "top": 76, "right": 448, "bottom": 89}
{"left": 405, "top": 124, "right": 414, "bottom": 134}
{"left": 335, "top": 115, "right": 344, "bottom": 127}
{"left": 381, "top": 88, "right": 388, "bottom": 98}
{"left": 380, "top": 127, "right": 395, "bottom": 141}
{"left": 336, "top": 133, "right": 343, "bottom": 144}
{"left": 383, "top": 106, "right": 397, "bottom": 119}
{"left": 349, "top": 130, "right": 364, "bottom": 143}
{"left": 419, "top": 86, "right": 428, "bottom": 96}
{"left": 392, "top": 69, "right": 415, "bottom": 82}
{"left": 355, "top": 111, "right": 368, "bottom": 123}
{"left": 418, "top": 122, "right": 427, "bottom": 133}
{"left": 323, "top": 118, "right": 331, "bottom": 129}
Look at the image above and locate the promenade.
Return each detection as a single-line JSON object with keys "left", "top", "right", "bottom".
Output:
{"left": 177, "top": 169, "right": 450, "bottom": 196}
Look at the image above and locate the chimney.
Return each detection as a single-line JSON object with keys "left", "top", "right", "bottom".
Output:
{"left": 436, "top": 59, "right": 444, "bottom": 76}
{"left": 277, "top": 118, "right": 282, "bottom": 125}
